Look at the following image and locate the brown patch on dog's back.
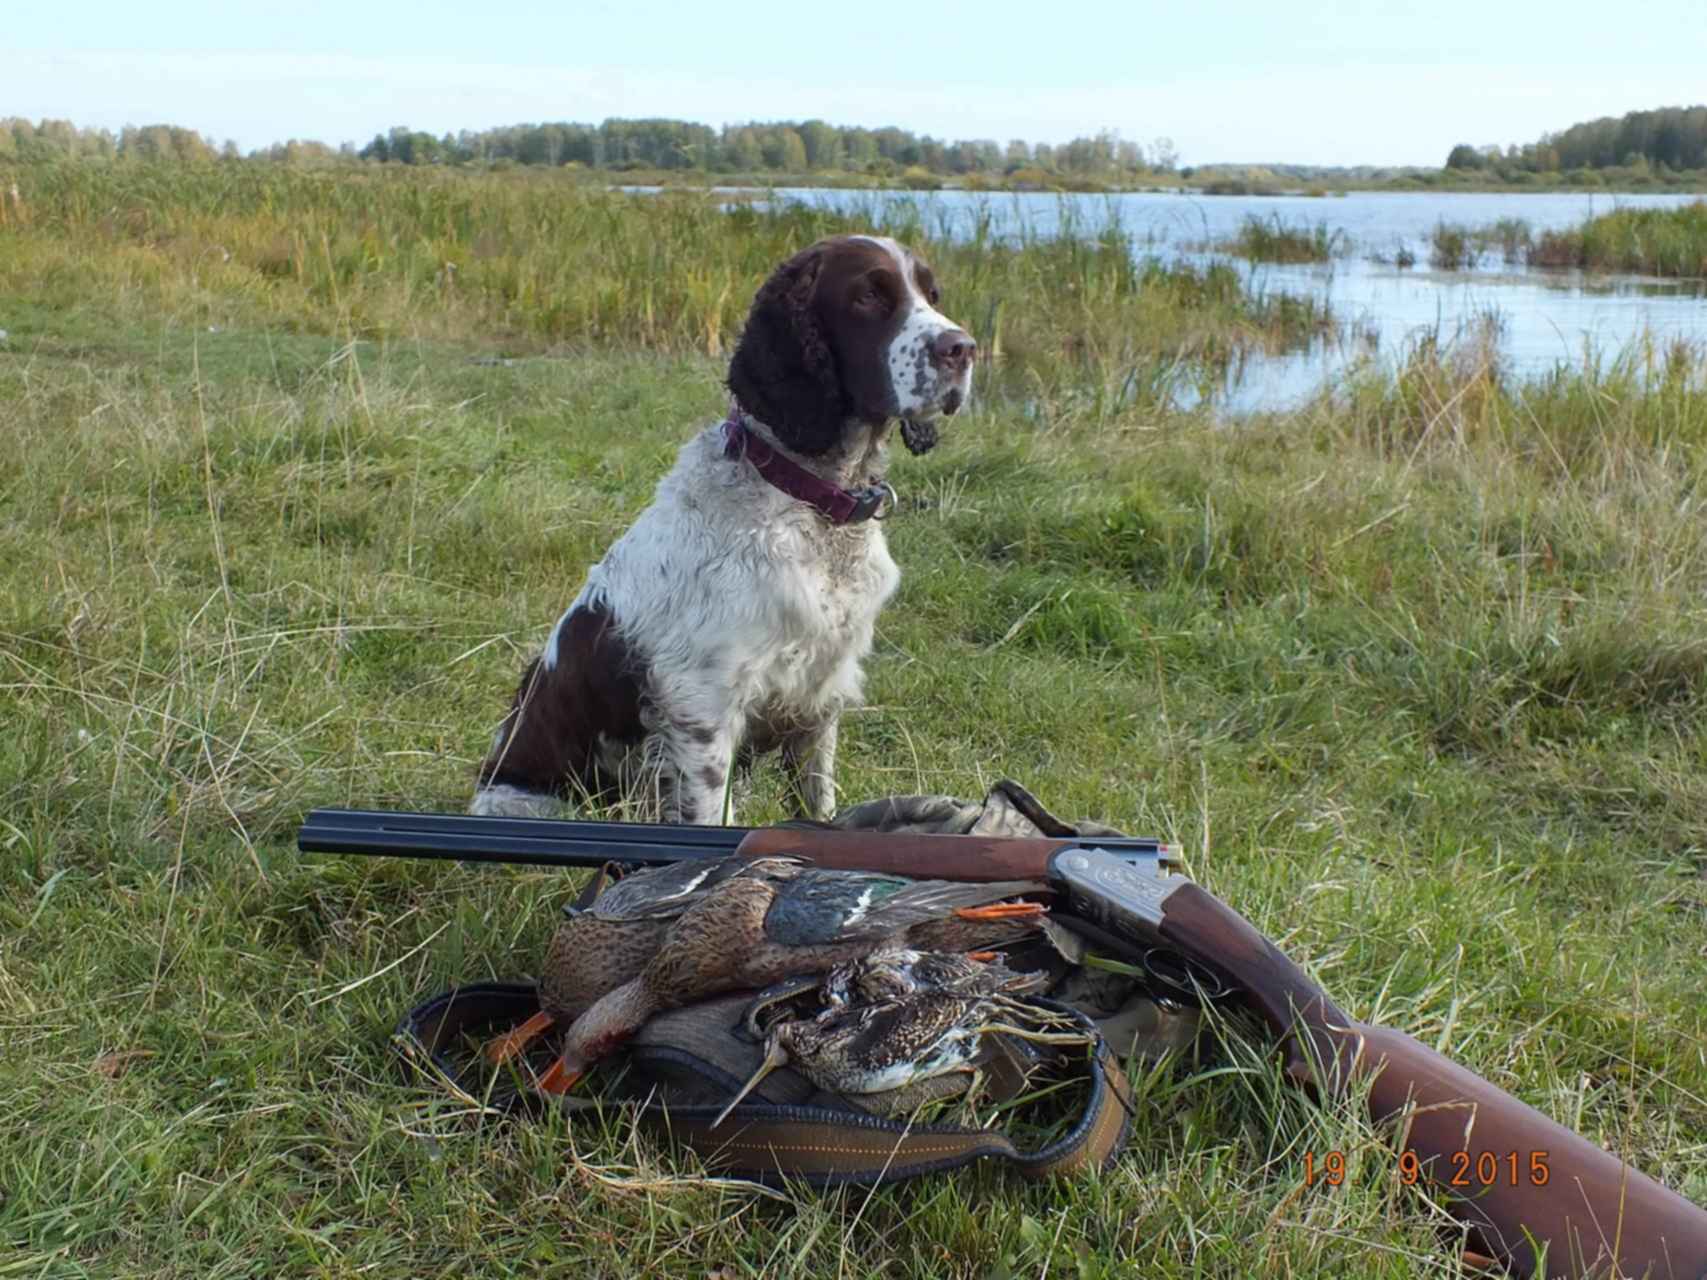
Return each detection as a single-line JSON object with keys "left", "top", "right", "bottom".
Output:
{"left": 478, "top": 602, "right": 646, "bottom": 799}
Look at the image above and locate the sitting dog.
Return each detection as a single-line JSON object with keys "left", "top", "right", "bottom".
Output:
{"left": 471, "top": 235, "right": 976, "bottom": 823}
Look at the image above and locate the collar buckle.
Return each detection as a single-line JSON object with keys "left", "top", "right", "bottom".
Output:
{"left": 722, "top": 410, "right": 900, "bottom": 527}
{"left": 848, "top": 483, "right": 898, "bottom": 522}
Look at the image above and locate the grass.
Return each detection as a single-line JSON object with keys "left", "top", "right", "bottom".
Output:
{"left": 1425, "top": 219, "right": 1535, "bottom": 271}
{"left": 4, "top": 162, "right": 1707, "bottom": 1278}
{"left": 1428, "top": 222, "right": 1480, "bottom": 271}
{"left": 1434, "top": 204, "right": 1707, "bottom": 279}
{"left": 1427, "top": 220, "right": 1535, "bottom": 271}
{"left": 0, "top": 163, "right": 1334, "bottom": 403}
{"left": 1531, "top": 200, "right": 1707, "bottom": 277}
{"left": 1480, "top": 216, "right": 1534, "bottom": 262}
{"left": 1218, "top": 215, "right": 1347, "bottom": 264}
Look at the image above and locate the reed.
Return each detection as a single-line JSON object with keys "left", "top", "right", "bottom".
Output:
{"left": 1478, "top": 216, "right": 1533, "bottom": 261}
{"left": 1530, "top": 200, "right": 1707, "bottom": 277}
{"left": 1428, "top": 221, "right": 1480, "bottom": 270}
{"left": 1220, "top": 214, "right": 1347, "bottom": 264}
{"left": 0, "top": 163, "right": 1334, "bottom": 404}
{"left": 1426, "top": 219, "right": 1533, "bottom": 270}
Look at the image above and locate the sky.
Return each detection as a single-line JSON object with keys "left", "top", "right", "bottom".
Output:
{"left": 8, "top": 0, "right": 1707, "bottom": 168}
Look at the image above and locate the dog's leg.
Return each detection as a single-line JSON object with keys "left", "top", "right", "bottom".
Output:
{"left": 659, "top": 721, "right": 737, "bottom": 825}
{"left": 780, "top": 718, "right": 838, "bottom": 822}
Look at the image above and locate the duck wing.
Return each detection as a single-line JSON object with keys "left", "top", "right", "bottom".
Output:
{"left": 783, "top": 993, "right": 987, "bottom": 1095}
{"left": 574, "top": 855, "right": 791, "bottom": 922}
{"left": 761, "top": 870, "right": 1045, "bottom": 946}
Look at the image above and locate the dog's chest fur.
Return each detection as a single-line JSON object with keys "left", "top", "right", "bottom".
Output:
{"left": 560, "top": 427, "right": 898, "bottom": 737}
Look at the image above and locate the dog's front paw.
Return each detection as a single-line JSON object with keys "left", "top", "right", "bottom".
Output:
{"left": 469, "top": 784, "right": 567, "bottom": 819}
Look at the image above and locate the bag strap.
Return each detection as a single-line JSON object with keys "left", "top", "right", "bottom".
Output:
{"left": 643, "top": 1036, "right": 1132, "bottom": 1184}
{"left": 394, "top": 983, "right": 1133, "bottom": 1186}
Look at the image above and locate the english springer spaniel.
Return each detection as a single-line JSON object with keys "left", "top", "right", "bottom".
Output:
{"left": 471, "top": 235, "right": 975, "bottom": 824}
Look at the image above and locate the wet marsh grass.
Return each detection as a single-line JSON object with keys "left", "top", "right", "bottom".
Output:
{"left": 1426, "top": 219, "right": 1534, "bottom": 271}
{"left": 1428, "top": 222, "right": 1481, "bottom": 271}
{"left": 0, "top": 163, "right": 1334, "bottom": 404}
{"left": 1530, "top": 200, "right": 1707, "bottom": 277}
{"left": 4, "top": 162, "right": 1707, "bottom": 1277}
{"left": 1480, "top": 216, "right": 1535, "bottom": 261}
{"left": 1434, "top": 203, "right": 1707, "bottom": 279}
{"left": 1220, "top": 214, "right": 1348, "bottom": 264}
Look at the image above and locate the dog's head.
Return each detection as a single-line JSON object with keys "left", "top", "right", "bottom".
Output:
{"left": 726, "top": 235, "right": 975, "bottom": 457}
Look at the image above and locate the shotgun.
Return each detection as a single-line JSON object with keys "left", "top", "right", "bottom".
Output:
{"left": 298, "top": 807, "right": 1707, "bottom": 1278}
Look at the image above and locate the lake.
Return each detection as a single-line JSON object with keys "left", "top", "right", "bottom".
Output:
{"left": 765, "top": 188, "right": 1707, "bottom": 413}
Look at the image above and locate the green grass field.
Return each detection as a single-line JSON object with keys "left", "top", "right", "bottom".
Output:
{"left": 3, "top": 165, "right": 1707, "bottom": 1278}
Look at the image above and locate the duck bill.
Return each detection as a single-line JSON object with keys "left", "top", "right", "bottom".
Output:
{"left": 711, "top": 1039, "right": 790, "bottom": 1129}
{"left": 536, "top": 1053, "right": 586, "bottom": 1095}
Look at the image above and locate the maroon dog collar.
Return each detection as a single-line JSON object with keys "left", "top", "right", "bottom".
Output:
{"left": 721, "top": 412, "right": 896, "bottom": 525}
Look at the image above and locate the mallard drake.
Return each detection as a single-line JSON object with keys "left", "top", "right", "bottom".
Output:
{"left": 714, "top": 947, "right": 1081, "bottom": 1124}
{"left": 523, "top": 856, "right": 1048, "bottom": 1093}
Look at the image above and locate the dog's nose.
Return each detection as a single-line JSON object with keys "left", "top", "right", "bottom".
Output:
{"left": 930, "top": 329, "right": 976, "bottom": 371}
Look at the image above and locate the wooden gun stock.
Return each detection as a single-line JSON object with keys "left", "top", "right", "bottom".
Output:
{"left": 1352, "top": 1023, "right": 1707, "bottom": 1280}
{"left": 1160, "top": 883, "right": 1707, "bottom": 1279}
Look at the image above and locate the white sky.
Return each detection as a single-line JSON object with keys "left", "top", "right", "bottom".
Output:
{"left": 8, "top": 1, "right": 1707, "bottom": 167}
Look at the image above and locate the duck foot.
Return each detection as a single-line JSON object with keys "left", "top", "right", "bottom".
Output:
{"left": 952, "top": 902, "right": 1046, "bottom": 922}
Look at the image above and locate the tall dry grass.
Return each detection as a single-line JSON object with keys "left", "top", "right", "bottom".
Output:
{"left": 0, "top": 162, "right": 1335, "bottom": 404}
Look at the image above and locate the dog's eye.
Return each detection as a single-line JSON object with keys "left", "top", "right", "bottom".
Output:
{"left": 914, "top": 269, "right": 940, "bottom": 307}
{"left": 854, "top": 285, "right": 886, "bottom": 311}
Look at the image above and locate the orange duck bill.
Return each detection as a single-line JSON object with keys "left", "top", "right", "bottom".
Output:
{"left": 535, "top": 1052, "right": 586, "bottom": 1095}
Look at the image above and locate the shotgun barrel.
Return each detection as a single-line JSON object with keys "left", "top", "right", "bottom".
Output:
{"left": 296, "top": 806, "right": 1173, "bottom": 872}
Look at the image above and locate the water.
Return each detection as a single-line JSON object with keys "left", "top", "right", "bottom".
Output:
{"left": 762, "top": 188, "right": 1707, "bottom": 413}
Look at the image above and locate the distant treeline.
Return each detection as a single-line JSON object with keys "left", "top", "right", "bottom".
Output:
{"left": 361, "top": 119, "right": 1173, "bottom": 179}
{"left": 0, "top": 118, "right": 236, "bottom": 163}
{"left": 1447, "top": 104, "right": 1707, "bottom": 176}
{"left": 0, "top": 115, "right": 1176, "bottom": 181}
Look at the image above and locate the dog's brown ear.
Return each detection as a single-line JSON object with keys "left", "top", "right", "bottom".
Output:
{"left": 726, "top": 245, "right": 848, "bottom": 454}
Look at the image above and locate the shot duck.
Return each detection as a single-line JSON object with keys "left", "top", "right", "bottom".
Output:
{"left": 489, "top": 855, "right": 1050, "bottom": 1093}
{"left": 715, "top": 945, "right": 1085, "bottom": 1124}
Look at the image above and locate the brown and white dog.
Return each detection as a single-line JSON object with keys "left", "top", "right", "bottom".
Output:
{"left": 471, "top": 235, "right": 975, "bottom": 823}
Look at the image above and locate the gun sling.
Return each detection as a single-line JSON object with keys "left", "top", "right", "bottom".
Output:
{"left": 394, "top": 981, "right": 1134, "bottom": 1186}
